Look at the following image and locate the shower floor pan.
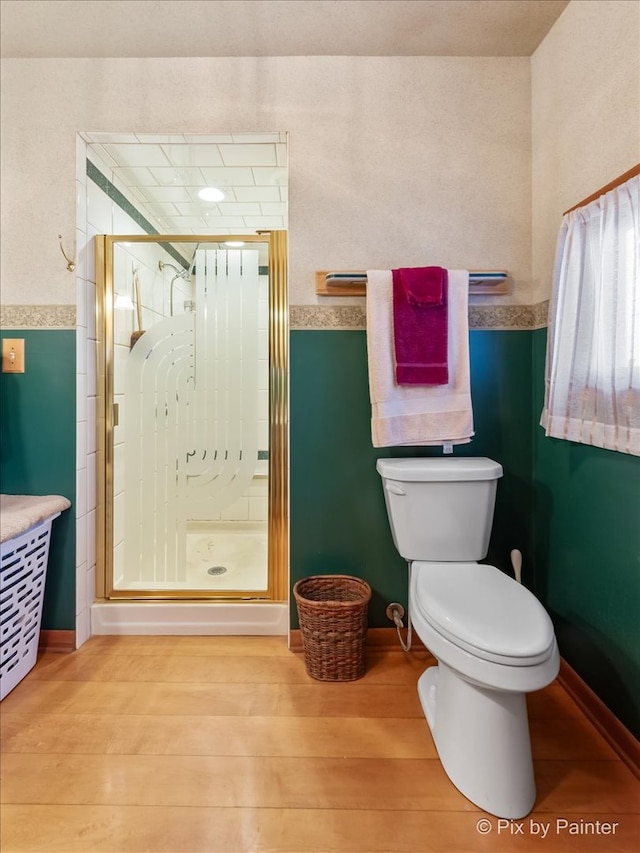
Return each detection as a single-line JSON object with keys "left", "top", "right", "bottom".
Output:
{"left": 116, "top": 522, "right": 268, "bottom": 592}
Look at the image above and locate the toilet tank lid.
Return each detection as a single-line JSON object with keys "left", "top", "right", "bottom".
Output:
{"left": 376, "top": 457, "right": 503, "bottom": 482}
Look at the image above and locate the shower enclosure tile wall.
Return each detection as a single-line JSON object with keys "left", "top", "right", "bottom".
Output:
{"left": 76, "top": 148, "right": 156, "bottom": 640}
{"left": 77, "top": 134, "right": 288, "bottom": 632}
{"left": 82, "top": 156, "right": 164, "bottom": 610}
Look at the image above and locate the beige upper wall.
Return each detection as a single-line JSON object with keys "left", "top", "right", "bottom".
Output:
{"left": 0, "top": 56, "right": 531, "bottom": 307}
{"left": 531, "top": 0, "right": 640, "bottom": 303}
{"left": 5, "top": 0, "right": 636, "bottom": 311}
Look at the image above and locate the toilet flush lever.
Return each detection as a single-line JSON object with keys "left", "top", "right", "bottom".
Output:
{"left": 385, "top": 482, "right": 406, "bottom": 496}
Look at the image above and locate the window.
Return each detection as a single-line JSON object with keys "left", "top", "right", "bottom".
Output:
{"left": 541, "top": 172, "right": 639, "bottom": 456}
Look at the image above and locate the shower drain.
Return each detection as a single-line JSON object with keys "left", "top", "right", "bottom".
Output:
{"left": 207, "top": 565, "right": 228, "bottom": 576}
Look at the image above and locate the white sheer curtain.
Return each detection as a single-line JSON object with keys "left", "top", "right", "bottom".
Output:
{"left": 541, "top": 174, "right": 639, "bottom": 456}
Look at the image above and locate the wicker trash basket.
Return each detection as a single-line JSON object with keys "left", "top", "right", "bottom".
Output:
{"left": 293, "top": 574, "right": 372, "bottom": 681}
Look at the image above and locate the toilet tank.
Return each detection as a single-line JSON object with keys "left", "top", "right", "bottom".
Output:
{"left": 376, "top": 457, "right": 503, "bottom": 562}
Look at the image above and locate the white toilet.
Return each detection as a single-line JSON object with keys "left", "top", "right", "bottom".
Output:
{"left": 377, "top": 457, "right": 559, "bottom": 819}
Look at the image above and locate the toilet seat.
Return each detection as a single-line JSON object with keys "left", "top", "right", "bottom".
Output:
{"left": 413, "top": 562, "right": 556, "bottom": 666}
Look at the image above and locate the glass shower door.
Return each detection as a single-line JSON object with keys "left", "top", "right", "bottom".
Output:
{"left": 97, "top": 234, "right": 287, "bottom": 601}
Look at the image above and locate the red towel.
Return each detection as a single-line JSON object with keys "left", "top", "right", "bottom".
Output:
{"left": 392, "top": 266, "right": 449, "bottom": 385}
{"left": 397, "top": 265, "right": 445, "bottom": 306}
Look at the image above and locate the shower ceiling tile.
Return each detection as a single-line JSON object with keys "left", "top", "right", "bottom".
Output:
{"left": 113, "top": 167, "right": 158, "bottom": 186}
{"left": 218, "top": 202, "right": 262, "bottom": 217}
{"left": 200, "top": 167, "right": 256, "bottom": 187}
{"left": 200, "top": 216, "right": 247, "bottom": 228}
{"left": 87, "top": 134, "right": 288, "bottom": 236}
{"left": 276, "top": 144, "right": 288, "bottom": 167}
{"left": 148, "top": 167, "right": 206, "bottom": 186}
{"left": 243, "top": 216, "right": 286, "bottom": 228}
{"left": 193, "top": 226, "right": 229, "bottom": 235}
{"left": 183, "top": 134, "right": 235, "bottom": 144}
{"left": 251, "top": 167, "right": 288, "bottom": 186}
{"left": 89, "top": 144, "right": 119, "bottom": 169}
{"left": 165, "top": 215, "right": 206, "bottom": 228}
{"left": 104, "top": 143, "right": 171, "bottom": 167}
{"left": 131, "top": 186, "right": 155, "bottom": 207}
{"left": 85, "top": 132, "right": 140, "bottom": 144}
{"left": 218, "top": 143, "right": 278, "bottom": 167}
{"left": 161, "top": 144, "right": 225, "bottom": 168}
{"left": 234, "top": 187, "right": 282, "bottom": 203}
{"left": 145, "top": 202, "right": 181, "bottom": 217}
{"left": 260, "top": 202, "right": 287, "bottom": 216}
{"left": 175, "top": 202, "right": 221, "bottom": 216}
{"left": 137, "top": 134, "right": 189, "bottom": 145}
{"left": 152, "top": 217, "right": 174, "bottom": 231}
{"left": 230, "top": 133, "right": 283, "bottom": 144}
{"left": 139, "top": 186, "right": 193, "bottom": 203}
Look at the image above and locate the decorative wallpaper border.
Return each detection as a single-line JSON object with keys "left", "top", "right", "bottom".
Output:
{"left": 530, "top": 300, "right": 551, "bottom": 329}
{"left": 0, "top": 305, "right": 76, "bottom": 330}
{"left": 469, "top": 301, "right": 550, "bottom": 330}
{"left": 1, "top": 301, "right": 549, "bottom": 332}
{"left": 291, "top": 305, "right": 367, "bottom": 330}
{"left": 291, "top": 302, "right": 550, "bottom": 331}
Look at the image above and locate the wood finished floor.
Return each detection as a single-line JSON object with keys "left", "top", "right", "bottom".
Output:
{"left": 1, "top": 636, "right": 638, "bottom": 853}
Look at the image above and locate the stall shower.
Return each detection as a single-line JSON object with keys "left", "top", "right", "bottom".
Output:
{"left": 96, "top": 234, "right": 287, "bottom": 604}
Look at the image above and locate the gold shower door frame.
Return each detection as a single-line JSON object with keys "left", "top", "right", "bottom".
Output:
{"left": 95, "top": 232, "right": 288, "bottom": 601}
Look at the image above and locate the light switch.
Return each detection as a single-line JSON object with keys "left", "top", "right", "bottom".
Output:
{"left": 2, "top": 338, "right": 25, "bottom": 373}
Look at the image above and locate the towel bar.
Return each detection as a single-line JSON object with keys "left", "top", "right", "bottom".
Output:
{"left": 315, "top": 270, "right": 509, "bottom": 296}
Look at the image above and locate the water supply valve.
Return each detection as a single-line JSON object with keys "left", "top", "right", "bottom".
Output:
{"left": 386, "top": 602, "right": 405, "bottom": 627}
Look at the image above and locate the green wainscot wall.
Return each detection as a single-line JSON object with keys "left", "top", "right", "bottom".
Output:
{"left": 290, "top": 329, "right": 534, "bottom": 628}
{"left": 532, "top": 328, "right": 640, "bottom": 738}
{"left": 0, "top": 330, "right": 76, "bottom": 630}
{"left": 290, "top": 326, "right": 639, "bottom": 738}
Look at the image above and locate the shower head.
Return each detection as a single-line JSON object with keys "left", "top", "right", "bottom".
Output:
{"left": 158, "top": 259, "right": 190, "bottom": 280}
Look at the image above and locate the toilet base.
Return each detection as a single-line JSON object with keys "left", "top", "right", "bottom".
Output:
{"left": 418, "top": 662, "right": 536, "bottom": 819}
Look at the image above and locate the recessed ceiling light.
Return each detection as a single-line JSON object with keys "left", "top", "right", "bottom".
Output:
{"left": 197, "top": 187, "right": 225, "bottom": 202}
{"left": 225, "top": 241, "right": 245, "bottom": 247}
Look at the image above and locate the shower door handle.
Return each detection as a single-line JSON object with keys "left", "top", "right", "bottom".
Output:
{"left": 113, "top": 402, "right": 119, "bottom": 427}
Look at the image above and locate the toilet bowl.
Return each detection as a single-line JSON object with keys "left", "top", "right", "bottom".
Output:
{"left": 376, "top": 457, "right": 559, "bottom": 819}
{"left": 411, "top": 560, "right": 559, "bottom": 818}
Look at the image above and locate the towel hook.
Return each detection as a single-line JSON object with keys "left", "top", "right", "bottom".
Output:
{"left": 57, "top": 234, "right": 76, "bottom": 272}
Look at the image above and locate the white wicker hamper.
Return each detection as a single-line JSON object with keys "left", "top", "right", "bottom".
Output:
{"left": 0, "top": 516, "right": 58, "bottom": 699}
{"left": 0, "top": 494, "right": 70, "bottom": 701}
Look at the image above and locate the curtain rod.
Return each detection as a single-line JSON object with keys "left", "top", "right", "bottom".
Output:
{"left": 563, "top": 163, "right": 639, "bottom": 216}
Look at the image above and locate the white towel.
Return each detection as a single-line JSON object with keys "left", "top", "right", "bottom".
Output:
{"left": 366, "top": 269, "right": 474, "bottom": 448}
{"left": 0, "top": 494, "right": 71, "bottom": 543}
